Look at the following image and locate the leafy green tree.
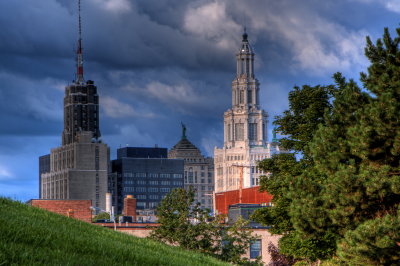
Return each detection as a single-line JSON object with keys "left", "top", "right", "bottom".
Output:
{"left": 150, "top": 187, "right": 218, "bottom": 253}
{"left": 92, "top": 212, "right": 110, "bottom": 222}
{"left": 268, "top": 242, "right": 297, "bottom": 265}
{"left": 151, "top": 187, "right": 259, "bottom": 265}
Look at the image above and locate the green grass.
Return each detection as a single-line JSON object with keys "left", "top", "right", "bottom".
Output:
{"left": 0, "top": 197, "right": 228, "bottom": 265}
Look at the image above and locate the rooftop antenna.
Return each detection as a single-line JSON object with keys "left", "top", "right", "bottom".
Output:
{"left": 76, "top": 0, "right": 85, "bottom": 85}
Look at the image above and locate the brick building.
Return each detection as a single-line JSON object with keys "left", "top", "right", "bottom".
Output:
{"left": 29, "top": 199, "right": 92, "bottom": 223}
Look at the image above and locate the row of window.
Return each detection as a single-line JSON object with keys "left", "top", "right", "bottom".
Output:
{"left": 124, "top": 180, "right": 183, "bottom": 186}
{"left": 123, "top": 173, "right": 183, "bottom": 179}
{"left": 136, "top": 202, "right": 158, "bottom": 208}
{"left": 123, "top": 187, "right": 172, "bottom": 193}
{"left": 135, "top": 194, "right": 163, "bottom": 200}
{"left": 184, "top": 176, "right": 213, "bottom": 184}
{"left": 226, "top": 123, "right": 267, "bottom": 141}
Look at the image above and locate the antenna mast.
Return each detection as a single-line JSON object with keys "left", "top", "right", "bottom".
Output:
{"left": 76, "top": 0, "right": 84, "bottom": 84}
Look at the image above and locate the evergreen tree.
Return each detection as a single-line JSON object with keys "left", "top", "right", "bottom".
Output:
{"left": 337, "top": 208, "right": 400, "bottom": 265}
{"left": 255, "top": 27, "right": 400, "bottom": 264}
{"left": 252, "top": 84, "right": 337, "bottom": 262}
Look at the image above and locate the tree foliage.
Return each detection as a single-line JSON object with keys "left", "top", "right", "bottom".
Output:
{"left": 150, "top": 187, "right": 259, "bottom": 265}
{"left": 254, "top": 27, "right": 400, "bottom": 264}
{"left": 268, "top": 242, "right": 297, "bottom": 265}
{"left": 92, "top": 212, "right": 110, "bottom": 222}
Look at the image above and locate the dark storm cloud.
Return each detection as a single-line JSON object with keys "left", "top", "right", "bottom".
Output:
{"left": 1, "top": 0, "right": 399, "bottom": 200}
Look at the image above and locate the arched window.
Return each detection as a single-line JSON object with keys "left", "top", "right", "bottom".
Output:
{"left": 247, "top": 90, "right": 252, "bottom": 104}
{"left": 188, "top": 167, "right": 193, "bottom": 183}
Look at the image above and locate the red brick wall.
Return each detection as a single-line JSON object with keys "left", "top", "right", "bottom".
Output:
{"left": 30, "top": 199, "right": 92, "bottom": 223}
{"left": 215, "top": 186, "right": 273, "bottom": 215}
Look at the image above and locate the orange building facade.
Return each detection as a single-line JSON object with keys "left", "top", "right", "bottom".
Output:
{"left": 214, "top": 186, "right": 273, "bottom": 215}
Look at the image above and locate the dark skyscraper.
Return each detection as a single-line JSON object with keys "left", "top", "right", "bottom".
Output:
{"left": 109, "top": 147, "right": 184, "bottom": 214}
{"left": 62, "top": 80, "right": 101, "bottom": 145}
{"left": 62, "top": 1, "right": 100, "bottom": 145}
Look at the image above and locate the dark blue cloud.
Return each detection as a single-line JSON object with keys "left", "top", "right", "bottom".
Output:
{"left": 0, "top": 0, "right": 399, "bottom": 200}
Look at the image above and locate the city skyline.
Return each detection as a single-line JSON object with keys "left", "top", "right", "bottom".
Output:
{"left": 0, "top": 0, "right": 399, "bottom": 200}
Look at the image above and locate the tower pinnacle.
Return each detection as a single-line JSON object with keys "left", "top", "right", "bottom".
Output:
{"left": 76, "top": 0, "right": 84, "bottom": 85}
{"left": 242, "top": 27, "right": 248, "bottom": 42}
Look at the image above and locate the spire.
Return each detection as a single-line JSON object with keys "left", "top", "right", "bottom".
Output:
{"left": 76, "top": 0, "right": 84, "bottom": 85}
{"left": 242, "top": 27, "right": 248, "bottom": 42}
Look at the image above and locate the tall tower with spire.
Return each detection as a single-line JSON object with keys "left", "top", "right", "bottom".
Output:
{"left": 62, "top": 0, "right": 100, "bottom": 145}
{"left": 214, "top": 30, "right": 271, "bottom": 194}
{"left": 40, "top": 0, "right": 109, "bottom": 211}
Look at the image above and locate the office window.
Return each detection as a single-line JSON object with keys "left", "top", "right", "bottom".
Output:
{"left": 149, "top": 195, "right": 159, "bottom": 200}
{"left": 235, "top": 123, "right": 244, "bottom": 141}
{"left": 160, "top": 173, "right": 170, "bottom": 178}
{"left": 247, "top": 90, "right": 252, "bottom": 104}
{"left": 201, "top": 172, "right": 205, "bottom": 177}
{"left": 136, "top": 202, "right": 146, "bottom": 207}
{"left": 161, "top": 181, "right": 170, "bottom": 186}
{"left": 173, "top": 174, "right": 182, "bottom": 179}
{"left": 173, "top": 181, "right": 183, "bottom": 186}
{"left": 136, "top": 187, "right": 146, "bottom": 192}
{"left": 148, "top": 173, "right": 158, "bottom": 178}
{"left": 250, "top": 240, "right": 262, "bottom": 259}
{"left": 136, "top": 195, "right": 146, "bottom": 199}
{"left": 188, "top": 168, "right": 193, "bottom": 183}
{"left": 136, "top": 173, "right": 146, "bottom": 177}
{"left": 148, "top": 202, "right": 158, "bottom": 208}
{"left": 148, "top": 187, "right": 158, "bottom": 192}
{"left": 137, "top": 180, "right": 146, "bottom": 185}
{"left": 160, "top": 188, "right": 171, "bottom": 193}
{"left": 249, "top": 123, "right": 257, "bottom": 140}
{"left": 149, "top": 181, "right": 158, "bottom": 185}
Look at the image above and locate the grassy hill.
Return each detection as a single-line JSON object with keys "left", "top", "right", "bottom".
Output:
{"left": 0, "top": 197, "right": 228, "bottom": 265}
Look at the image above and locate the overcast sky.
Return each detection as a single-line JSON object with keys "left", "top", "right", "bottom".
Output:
{"left": 0, "top": 0, "right": 399, "bottom": 201}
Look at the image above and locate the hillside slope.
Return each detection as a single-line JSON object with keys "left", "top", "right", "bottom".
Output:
{"left": 0, "top": 198, "right": 227, "bottom": 265}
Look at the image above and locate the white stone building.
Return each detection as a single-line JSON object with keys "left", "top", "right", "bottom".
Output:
{"left": 214, "top": 31, "right": 273, "bottom": 193}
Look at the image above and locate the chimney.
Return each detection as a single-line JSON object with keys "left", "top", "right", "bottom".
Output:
{"left": 123, "top": 195, "right": 137, "bottom": 222}
{"left": 106, "top": 192, "right": 112, "bottom": 214}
